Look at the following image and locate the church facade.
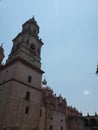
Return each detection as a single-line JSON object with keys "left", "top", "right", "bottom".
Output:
{"left": 0, "top": 18, "right": 98, "bottom": 130}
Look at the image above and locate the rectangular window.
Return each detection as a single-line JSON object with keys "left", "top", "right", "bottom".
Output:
{"left": 50, "top": 125, "right": 53, "bottom": 130}
{"left": 40, "top": 109, "right": 42, "bottom": 117}
{"left": 25, "top": 91, "right": 30, "bottom": 100}
{"left": 27, "top": 75, "right": 32, "bottom": 83}
{"left": 61, "top": 126, "right": 63, "bottom": 130}
{"left": 51, "top": 117, "right": 53, "bottom": 120}
{"left": 25, "top": 106, "right": 29, "bottom": 114}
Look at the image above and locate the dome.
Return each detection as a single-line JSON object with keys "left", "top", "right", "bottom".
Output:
{"left": 41, "top": 79, "right": 51, "bottom": 90}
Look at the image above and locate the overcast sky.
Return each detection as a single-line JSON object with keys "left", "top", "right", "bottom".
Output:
{"left": 0, "top": 0, "right": 98, "bottom": 115}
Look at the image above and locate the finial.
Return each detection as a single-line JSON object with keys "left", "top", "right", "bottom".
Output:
{"left": 33, "top": 15, "right": 35, "bottom": 19}
{"left": 32, "top": 15, "right": 35, "bottom": 21}
{"left": 31, "top": 15, "right": 37, "bottom": 24}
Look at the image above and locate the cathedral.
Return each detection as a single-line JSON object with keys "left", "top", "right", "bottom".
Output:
{"left": 0, "top": 17, "right": 98, "bottom": 130}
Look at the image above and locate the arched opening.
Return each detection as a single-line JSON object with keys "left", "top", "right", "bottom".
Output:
{"left": 30, "top": 43, "right": 36, "bottom": 55}
{"left": 89, "top": 118, "right": 96, "bottom": 127}
{"left": 84, "top": 119, "right": 89, "bottom": 127}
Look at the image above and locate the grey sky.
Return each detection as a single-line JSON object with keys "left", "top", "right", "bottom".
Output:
{"left": 0, "top": 0, "right": 98, "bottom": 115}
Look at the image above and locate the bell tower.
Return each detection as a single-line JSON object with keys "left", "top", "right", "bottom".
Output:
{"left": 0, "top": 18, "right": 44, "bottom": 130}
{"left": 7, "top": 17, "right": 43, "bottom": 68}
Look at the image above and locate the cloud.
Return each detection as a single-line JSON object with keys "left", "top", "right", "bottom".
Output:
{"left": 83, "top": 90, "right": 91, "bottom": 96}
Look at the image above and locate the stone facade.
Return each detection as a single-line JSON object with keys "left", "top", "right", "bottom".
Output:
{"left": 0, "top": 17, "right": 98, "bottom": 130}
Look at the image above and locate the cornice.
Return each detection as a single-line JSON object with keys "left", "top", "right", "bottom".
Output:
{"left": 0, "top": 57, "right": 44, "bottom": 74}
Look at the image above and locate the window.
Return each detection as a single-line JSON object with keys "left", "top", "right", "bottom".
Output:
{"left": 30, "top": 44, "right": 36, "bottom": 55}
{"left": 61, "top": 126, "right": 63, "bottom": 130}
{"left": 51, "top": 117, "right": 53, "bottom": 120}
{"left": 27, "top": 39, "right": 29, "bottom": 43}
{"left": 50, "top": 125, "right": 53, "bottom": 130}
{"left": 27, "top": 75, "right": 32, "bottom": 83}
{"left": 25, "top": 91, "right": 30, "bottom": 100}
{"left": 25, "top": 106, "right": 29, "bottom": 114}
{"left": 40, "top": 109, "right": 42, "bottom": 117}
{"left": 30, "top": 44, "right": 35, "bottom": 50}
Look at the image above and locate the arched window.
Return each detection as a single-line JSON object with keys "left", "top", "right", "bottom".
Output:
{"left": 30, "top": 44, "right": 35, "bottom": 50}
{"left": 30, "top": 44, "right": 36, "bottom": 55}
{"left": 90, "top": 118, "right": 96, "bottom": 127}
{"left": 84, "top": 119, "right": 89, "bottom": 127}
